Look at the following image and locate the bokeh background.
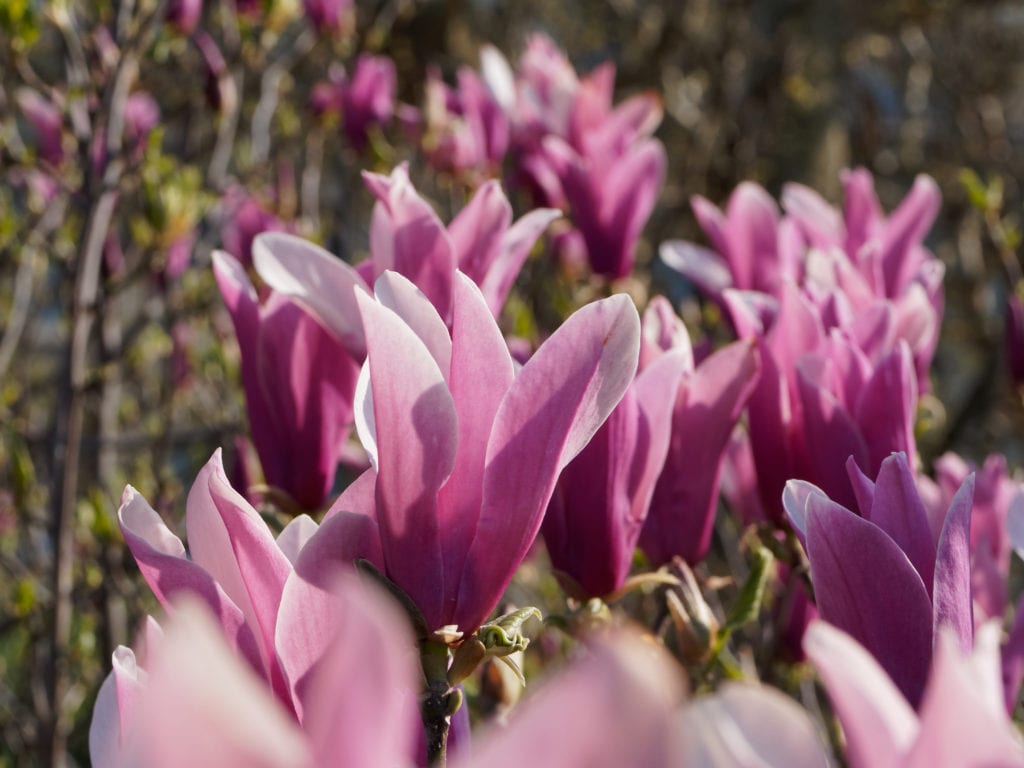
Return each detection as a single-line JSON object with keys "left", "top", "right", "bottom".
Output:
{"left": 2, "top": 0, "right": 1024, "bottom": 764}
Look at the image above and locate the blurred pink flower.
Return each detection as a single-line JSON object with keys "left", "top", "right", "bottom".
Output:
{"left": 806, "top": 620, "right": 1024, "bottom": 767}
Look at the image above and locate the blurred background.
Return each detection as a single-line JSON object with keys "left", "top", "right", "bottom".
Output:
{"left": 2, "top": 0, "right": 1023, "bottom": 764}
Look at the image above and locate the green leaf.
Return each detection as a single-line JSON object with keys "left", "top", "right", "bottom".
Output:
{"left": 723, "top": 544, "right": 774, "bottom": 634}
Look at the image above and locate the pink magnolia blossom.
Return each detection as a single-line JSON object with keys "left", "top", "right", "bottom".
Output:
{"left": 481, "top": 36, "right": 666, "bottom": 278}
{"left": 214, "top": 249, "right": 360, "bottom": 511}
{"left": 806, "top": 620, "right": 1024, "bottom": 767}
{"left": 310, "top": 54, "right": 399, "bottom": 151}
{"left": 784, "top": 452, "right": 974, "bottom": 706}
{"left": 423, "top": 62, "right": 509, "bottom": 180}
{"left": 16, "top": 88, "right": 64, "bottom": 166}
{"left": 727, "top": 281, "right": 919, "bottom": 518}
{"left": 166, "top": 0, "right": 201, "bottom": 34}
{"left": 336, "top": 269, "right": 639, "bottom": 633}
{"left": 662, "top": 170, "right": 943, "bottom": 390}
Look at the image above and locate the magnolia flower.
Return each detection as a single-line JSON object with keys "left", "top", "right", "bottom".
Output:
{"left": 785, "top": 452, "right": 974, "bottom": 706}
{"left": 726, "top": 281, "right": 919, "bottom": 518}
{"left": 423, "top": 63, "right": 509, "bottom": 180}
{"left": 806, "top": 620, "right": 1024, "bottom": 767}
{"left": 662, "top": 170, "right": 943, "bottom": 391}
{"left": 330, "top": 269, "right": 639, "bottom": 633}
{"left": 214, "top": 250, "right": 360, "bottom": 511}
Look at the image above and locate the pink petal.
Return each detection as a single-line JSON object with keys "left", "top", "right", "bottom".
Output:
{"left": 447, "top": 180, "right": 512, "bottom": 284}
{"left": 641, "top": 338, "right": 760, "bottom": 564}
{"left": 356, "top": 289, "right": 458, "bottom": 630}
{"left": 117, "top": 486, "right": 261, "bottom": 669}
{"left": 185, "top": 451, "right": 293, "bottom": 691}
{"left": 455, "top": 631, "right": 682, "bottom": 768}
{"left": 373, "top": 270, "right": 453, "bottom": 379}
{"left": 907, "top": 625, "right": 1024, "bottom": 768}
{"left": 251, "top": 232, "right": 370, "bottom": 357}
{"left": 276, "top": 515, "right": 319, "bottom": 567}
{"left": 804, "top": 621, "right": 918, "bottom": 768}
{"left": 455, "top": 294, "right": 640, "bottom": 632}
{"left": 678, "top": 683, "right": 828, "bottom": 767}
{"left": 121, "top": 600, "right": 310, "bottom": 768}
{"left": 478, "top": 207, "right": 561, "bottom": 316}
{"left": 659, "top": 240, "right": 734, "bottom": 299}
{"left": 806, "top": 494, "right": 933, "bottom": 706}
{"left": 305, "top": 576, "right": 419, "bottom": 767}
{"left": 436, "top": 273, "right": 515, "bottom": 620}
{"left": 932, "top": 473, "right": 975, "bottom": 651}
{"left": 363, "top": 165, "right": 457, "bottom": 321}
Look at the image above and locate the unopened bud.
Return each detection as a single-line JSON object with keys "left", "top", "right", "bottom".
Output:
{"left": 665, "top": 558, "right": 718, "bottom": 664}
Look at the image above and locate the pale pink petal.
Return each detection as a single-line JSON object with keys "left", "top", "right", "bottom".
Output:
{"left": 363, "top": 165, "right": 457, "bottom": 321}
{"left": 907, "top": 626, "right": 1024, "bottom": 768}
{"left": 456, "top": 631, "right": 682, "bottom": 768}
{"left": 456, "top": 294, "right": 640, "bottom": 631}
{"left": 185, "top": 450, "right": 293, "bottom": 690}
{"left": 356, "top": 289, "right": 458, "bottom": 629}
{"left": 677, "top": 683, "right": 828, "bottom": 767}
{"left": 932, "top": 473, "right": 975, "bottom": 651}
{"left": 804, "top": 621, "right": 917, "bottom": 768}
{"left": 305, "top": 576, "right": 419, "bottom": 767}
{"left": 121, "top": 600, "right": 310, "bottom": 768}
{"left": 252, "top": 232, "right": 370, "bottom": 357}
{"left": 276, "top": 515, "right": 319, "bottom": 567}
{"left": 659, "top": 240, "right": 734, "bottom": 298}
{"left": 117, "top": 487, "right": 261, "bottom": 669}
{"left": 436, "top": 273, "right": 515, "bottom": 620}
{"left": 373, "top": 270, "right": 453, "bottom": 379}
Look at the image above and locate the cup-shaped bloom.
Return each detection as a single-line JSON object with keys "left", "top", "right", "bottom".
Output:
{"left": 785, "top": 452, "right": 975, "bottom": 706}
{"left": 214, "top": 249, "right": 360, "bottom": 511}
{"left": 90, "top": 575, "right": 417, "bottom": 768}
{"left": 423, "top": 64, "right": 510, "bottom": 180}
{"left": 339, "top": 54, "right": 396, "bottom": 151}
{"left": 351, "top": 270, "right": 639, "bottom": 633}
{"left": 637, "top": 298, "right": 761, "bottom": 565}
{"left": 806, "top": 621, "right": 1024, "bottom": 767}
{"left": 543, "top": 345, "right": 688, "bottom": 598}
{"left": 359, "top": 164, "right": 559, "bottom": 321}
{"left": 539, "top": 132, "right": 667, "bottom": 278}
